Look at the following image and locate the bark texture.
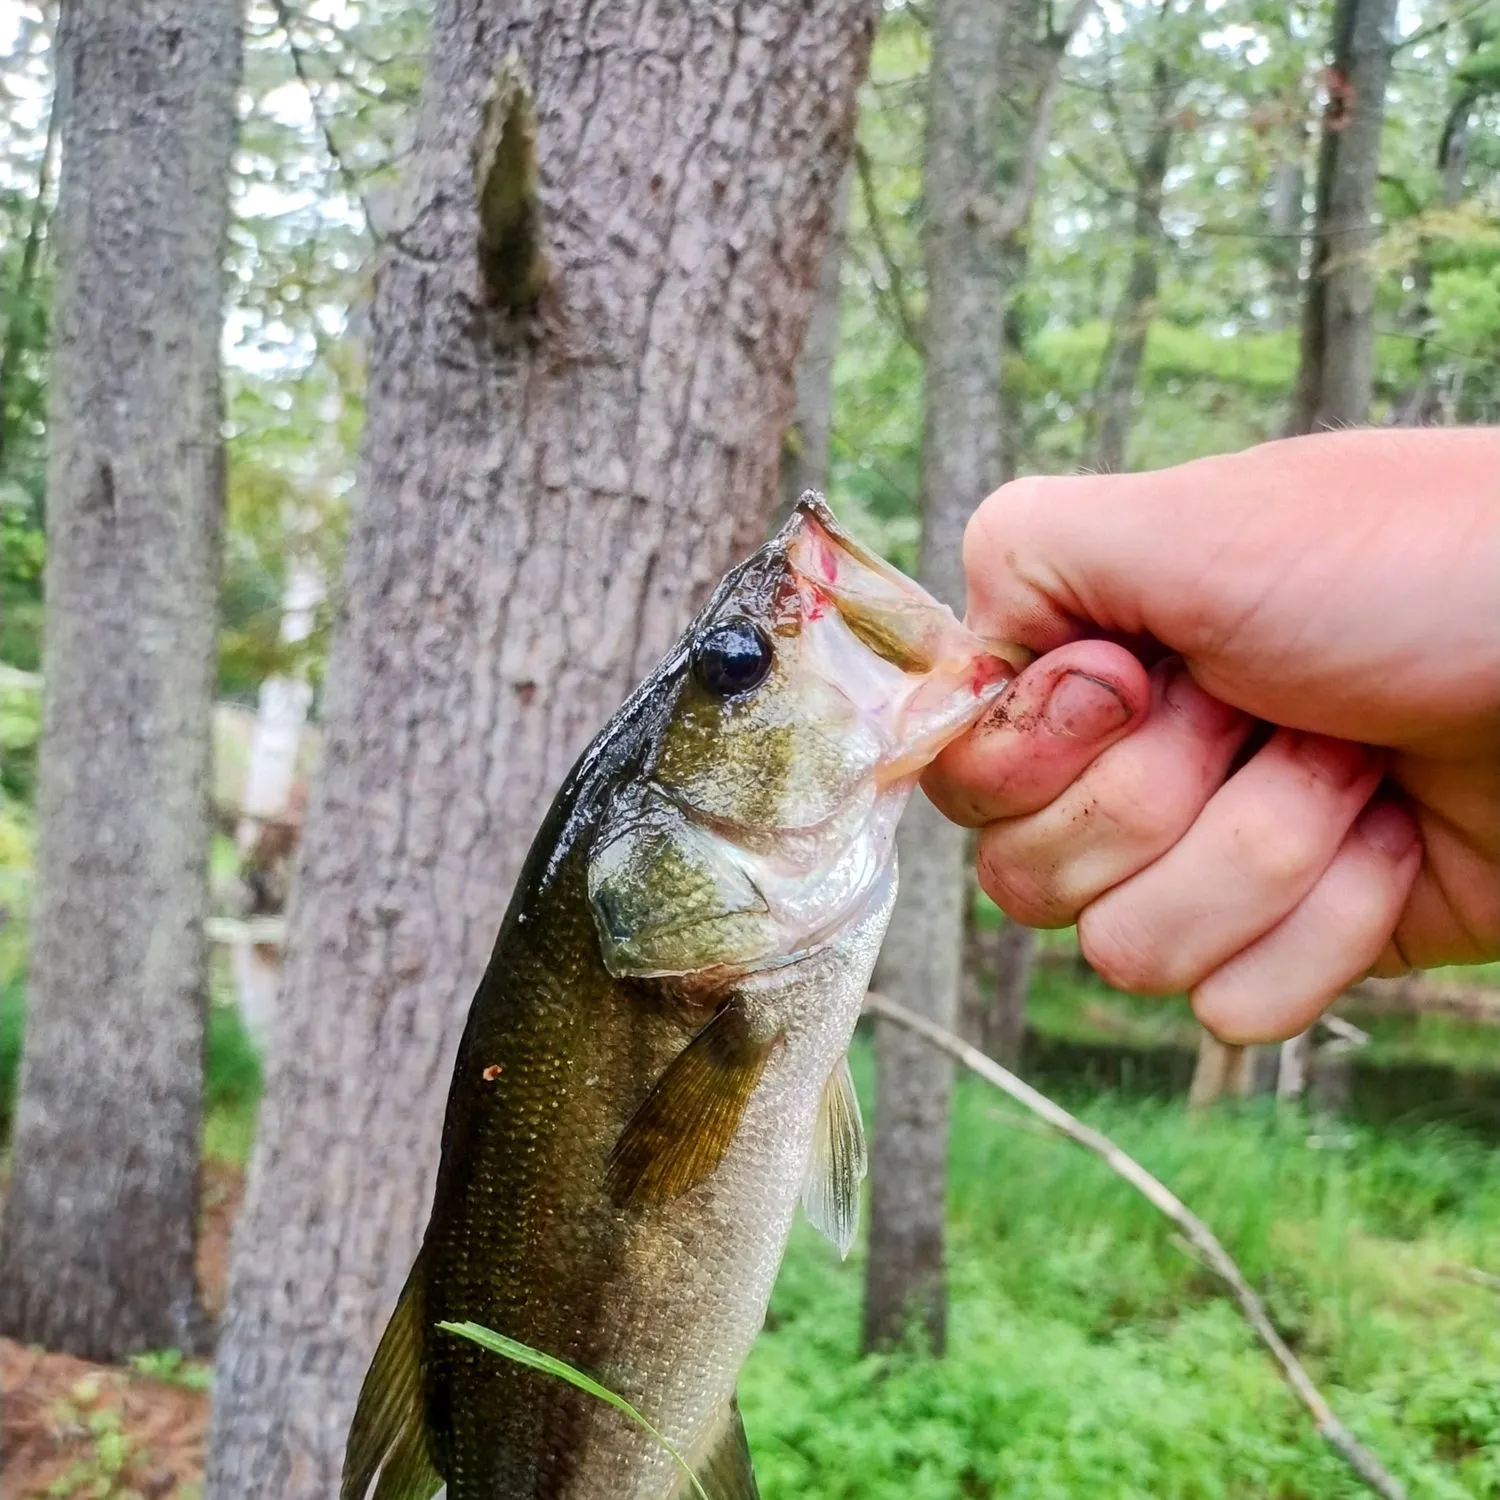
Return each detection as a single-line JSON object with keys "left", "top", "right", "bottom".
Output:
{"left": 1086, "top": 57, "right": 1175, "bottom": 473}
{"left": 777, "top": 168, "right": 851, "bottom": 525}
{"left": 1287, "top": 0, "right": 1398, "bottom": 434}
{"left": 206, "top": 5, "right": 876, "bottom": 1497}
{"left": 0, "top": 0, "right": 239, "bottom": 1359}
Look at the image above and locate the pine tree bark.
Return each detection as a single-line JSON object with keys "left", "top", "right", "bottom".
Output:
{"left": 1286, "top": 0, "right": 1398, "bottom": 434}
{"left": 206, "top": 5, "right": 876, "bottom": 1496}
{"left": 1086, "top": 57, "right": 1175, "bottom": 474}
{"left": 863, "top": 0, "right": 1084, "bottom": 1357}
{"left": 0, "top": 0, "right": 239, "bottom": 1360}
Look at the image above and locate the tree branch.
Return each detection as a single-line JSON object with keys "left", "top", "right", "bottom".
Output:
{"left": 988, "top": 0, "right": 1096, "bottom": 244}
{"left": 1394, "top": 0, "right": 1495, "bottom": 54}
{"left": 863, "top": 992, "right": 1411, "bottom": 1500}
{"left": 270, "top": 0, "right": 381, "bottom": 243}
{"left": 852, "top": 141, "right": 924, "bottom": 355}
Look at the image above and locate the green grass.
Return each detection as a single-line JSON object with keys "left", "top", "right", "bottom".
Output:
{"left": 740, "top": 1054, "right": 1500, "bottom": 1498}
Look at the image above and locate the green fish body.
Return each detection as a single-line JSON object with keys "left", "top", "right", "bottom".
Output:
{"left": 342, "top": 498, "right": 1018, "bottom": 1500}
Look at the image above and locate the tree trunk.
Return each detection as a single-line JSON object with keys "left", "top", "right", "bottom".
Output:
{"left": 205, "top": 6, "right": 876, "bottom": 1496}
{"left": 777, "top": 167, "right": 851, "bottom": 524}
{"left": 1187, "top": 1034, "right": 1254, "bottom": 1109}
{"left": 863, "top": 0, "right": 1084, "bottom": 1358}
{"left": 1277, "top": 1029, "right": 1313, "bottom": 1102}
{"left": 1286, "top": 0, "right": 1398, "bottom": 434}
{"left": 0, "top": 0, "right": 239, "bottom": 1360}
{"left": 1086, "top": 58, "right": 1174, "bottom": 473}
{"left": 1397, "top": 58, "right": 1479, "bottom": 426}
{"left": 982, "top": 917, "right": 1036, "bottom": 1067}
{"left": 994, "top": 0, "right": 1090, "bottom": 482}
{"left": 1265, "top": 151, "right": 1307, "bottom": 331}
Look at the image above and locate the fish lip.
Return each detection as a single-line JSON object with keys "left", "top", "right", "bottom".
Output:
{"left": 781, "top": 491, "right": 914, "bottom": 594}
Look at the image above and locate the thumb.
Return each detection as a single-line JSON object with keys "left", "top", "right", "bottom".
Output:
{"left": 960, "top": 455, "right": 1267, "bottom": 659}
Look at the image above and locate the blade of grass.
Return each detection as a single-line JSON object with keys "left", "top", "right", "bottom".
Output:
{"left": 436, "top": 1321, "right": 710, "bottom": 1500}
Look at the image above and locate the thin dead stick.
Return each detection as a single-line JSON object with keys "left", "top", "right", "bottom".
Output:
{"left": 864, "top": 992, "right": 1409, "bottom": 1500}
{"left": 1442, "top": 1265, "right": 1500, "bottom": 1294}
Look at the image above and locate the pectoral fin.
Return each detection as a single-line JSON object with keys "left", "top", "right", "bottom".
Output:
{"left": 341, "top": 1257, "right": 442, "bottom": 1500}
{"left": 674, "top": 1396, "right": 759, "bottom": 1500}
{"left": 800, "top": 1055, "right": 866, "bottom": 1258}
{"left": 606, "top": 1005, "right": 774, "bottom": 1206}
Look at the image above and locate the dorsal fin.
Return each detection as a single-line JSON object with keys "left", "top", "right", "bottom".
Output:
{"left": 341, "top": 1257, "right": 443, "bottom": 1500}
{"left": 800, "top": 1055, "right": 866, "bottom": 1257}
{"left": 675, "top": 1397, "right": 759, "bottom": 1500}
{"left": 606, "top": 1004, "right": 774, "bottom": 1206}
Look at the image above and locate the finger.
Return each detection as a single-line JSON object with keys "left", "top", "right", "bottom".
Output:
{"left": 922, "top": 640, "right": 1151, "bottom": 828}
{"left": 1192, "top": 800, "right": 1423, "bottom": 1043}
{"left": 1077, "top": 729, "right": 1382, "bottom": 994}
{"left": 974, "top": 662, "right": 1253, "bottom": 927}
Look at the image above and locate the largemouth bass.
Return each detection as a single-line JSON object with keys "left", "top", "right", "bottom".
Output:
{"left": 343, "top": 496, "right": 1020, "bottom": 1500}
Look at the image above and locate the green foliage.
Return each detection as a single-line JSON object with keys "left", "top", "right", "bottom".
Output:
{"left": 44, "top": 1380, "right": 138, "bottom": 1499}
{"left": 742, "top": 1067, "right": 1500, "bottom": 1498}
{"left": 204, "top": 995, "right": 263, "bottom": 1118}
{"left": 1, "top": 671, "right": 41, "bottom": 804}
{"left": 125, "top": 1349, "right": 214, "bottom": 1393}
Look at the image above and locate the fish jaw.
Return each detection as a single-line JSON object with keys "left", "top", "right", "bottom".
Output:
{"left": 781, "top": 494, "right": 1024, "bottom": 782}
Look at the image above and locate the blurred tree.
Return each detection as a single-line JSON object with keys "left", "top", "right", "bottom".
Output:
{"left": 0, "top": 31, "right": 56, "bottom": 486}
{"left": 205, "top": 2, "right": 880, "bottom": 1495}
{"left": 778, "top": 169, "right": 852, "bottom": 524}
{"left": 1395, "top": 6, "right": 1500, "bottom": 424}
{"left": 0, "top": 0, "right": 240, "bottom": 1358}
{"left": 1084, "top": 13, "right": 1189, "bottom": 472}
{"left": 0, "top": 6, "right": 58, "bottom": 675}
{"left": 1287, "top": 0, "right": 1401, "bottom": 432}
{"left": 864, "top": 0, "right": 1087, "bottom": 1356}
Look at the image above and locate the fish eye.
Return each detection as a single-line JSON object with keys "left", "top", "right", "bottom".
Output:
{"left": 691, "top": 616, "right": 773, "bottom": 698}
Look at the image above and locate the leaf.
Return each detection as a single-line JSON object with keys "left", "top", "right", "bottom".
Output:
{"left": 436, "top": 1321, "right": 711, "bottom": 1500}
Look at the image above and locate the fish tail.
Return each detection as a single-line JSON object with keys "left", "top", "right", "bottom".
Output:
{"left": 342, "top": 1255, "right": 443, "bottom": 1500}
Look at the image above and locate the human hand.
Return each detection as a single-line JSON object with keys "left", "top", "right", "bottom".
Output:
{"left": 925, "top": 428, "right": 1500, "bottom": 1043}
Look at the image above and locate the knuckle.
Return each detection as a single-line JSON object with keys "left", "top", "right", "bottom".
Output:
{"left": 976, "top": 834, "right": 1076, "bottom": 929}
{"left": 1190, "top": 985, "right": 1265, "bottom": 1046}
{"left": 1226, "top": 803, "right": 1325, "bottom": 892}
{"left": 1077, "top": 905, "right": 1173, "bottom": 994}
{"left": 1085, "top": 752, "right": 1195, "bottom": 851}
{"left": 962, "top": 477, "right": 1048, "bottom": 578}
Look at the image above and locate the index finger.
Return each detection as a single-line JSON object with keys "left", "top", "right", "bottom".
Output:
{"left": 924, "top": 639, "right": 1151, "bottom": 826}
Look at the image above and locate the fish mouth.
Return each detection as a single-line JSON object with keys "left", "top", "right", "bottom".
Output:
{"left": 778, "top": 492, "right": 1024, "bottom": 773}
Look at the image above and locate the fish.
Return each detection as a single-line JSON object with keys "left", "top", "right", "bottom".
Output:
{"left": 341, "top": 495, "right": 1021, "bottom": 1500}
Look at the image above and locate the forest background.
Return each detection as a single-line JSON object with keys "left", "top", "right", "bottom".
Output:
{"left": 2, "top": 0, "right": 1500, "bottom": 1496}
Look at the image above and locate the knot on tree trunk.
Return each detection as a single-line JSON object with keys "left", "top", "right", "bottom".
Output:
{"left": 473, "top": 52, "right": 548, "bottom": 317}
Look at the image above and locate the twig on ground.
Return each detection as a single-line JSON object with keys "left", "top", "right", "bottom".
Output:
{"left": 863, "top": 991, "right": 1409, "bottom": 1500}
{"left": 1442, "top": 1265, "right": 1500, "bottom": 1294}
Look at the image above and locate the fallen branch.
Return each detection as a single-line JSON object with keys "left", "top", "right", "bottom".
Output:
{"left": 1341, "top": 975, "right": 1500, "bottom": 1025}
{"left": 1442, "top": 1265, "right": 1500, "bottom": 1294}
{"left": 864, "top": 991, "right": 1409, "bottom": 1500}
